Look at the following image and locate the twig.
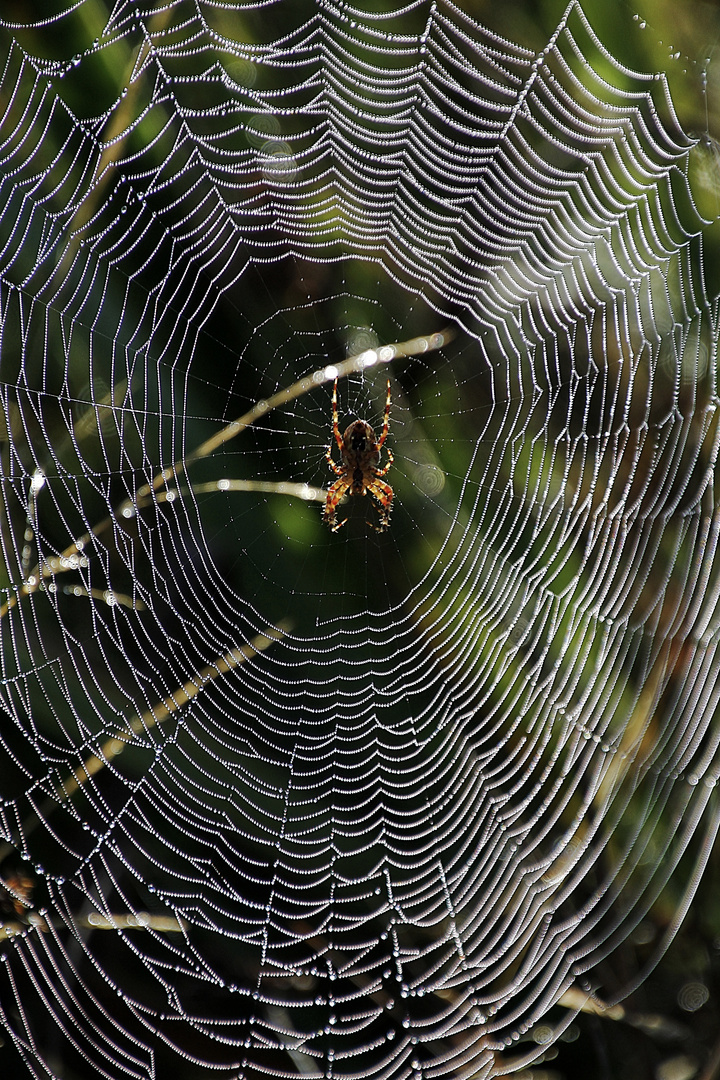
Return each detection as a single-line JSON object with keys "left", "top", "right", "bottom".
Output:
{"left": 0, "top": 328, "right": 455, "bottom": 618}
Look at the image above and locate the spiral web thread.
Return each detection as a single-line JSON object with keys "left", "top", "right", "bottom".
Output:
{"left": 0, "top": 1, "right": 719, "bottom": 1078}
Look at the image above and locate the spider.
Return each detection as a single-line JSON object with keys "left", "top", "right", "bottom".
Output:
{"left": 323, "top": 377, "right": 394, "bottom": 532}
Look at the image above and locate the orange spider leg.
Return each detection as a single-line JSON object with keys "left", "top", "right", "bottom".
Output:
{"left": 375, "top": 379, "right": 392, "bottom": 449}
{"left": 373, "top": 447, "right": 394, "bottom": 477}
{"left": 331, "top": 377, "right": 343, "bottom": 452}
{"left": 323, "top": 475, "right": 352, "bottom": 531}
{"left": 326, "top": 378, "right": 346, "bottom": 476}
{"left": 367, "top": 477, "right": 393, "bottom": 530}
{"left": 325, "top": 444, "right": 344, "bottom": 476}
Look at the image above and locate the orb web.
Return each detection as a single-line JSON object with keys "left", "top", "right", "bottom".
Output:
{"left": 0, "top": 2, "right": 719, "bottom": 1079}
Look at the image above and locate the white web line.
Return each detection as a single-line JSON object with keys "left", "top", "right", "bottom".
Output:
{"left": 0, "top": 2, "right": 718, "bottom": 1079}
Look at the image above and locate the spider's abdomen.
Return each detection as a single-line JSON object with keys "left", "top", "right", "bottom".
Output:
{"left": 344, "top": 420, "right": 376, "bottom": 455}
{"left": 342, "top": 420, "right": 380, "bottom": 481}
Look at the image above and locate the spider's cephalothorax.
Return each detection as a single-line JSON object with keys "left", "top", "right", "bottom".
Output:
{"left": 323, "top": 378, "right": 394, "bottom": 532}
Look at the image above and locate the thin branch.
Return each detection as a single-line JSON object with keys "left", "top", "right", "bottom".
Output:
{"left": 0, "top": 620, "right": 290, "bottom": 863}
{"left": 0, "top": 327, "right": 454, "bottom": 618}
{"left": 0, "top": 910, "right": 186, "bottom": 941}
{"left": 57, "top": 620, "right": 291, "bottom": 802}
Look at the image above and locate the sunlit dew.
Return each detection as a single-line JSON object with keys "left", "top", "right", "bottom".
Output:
{"left": 260, "top": 140, "right": 299, "bottom": 181}
{"left": 677, "top": 982, "right": 710, "bottom": 1012}
{"left": 345, "top": 326, "right": 379, "bottom": 355}
{"left": 413, "top": 463, "right": 445, "bottom": 495}
{"left": 225, "top": 57, "right": 257, "bottom": 88}
{"left": 245, "top": 113, "right": 282, "bottom": 147}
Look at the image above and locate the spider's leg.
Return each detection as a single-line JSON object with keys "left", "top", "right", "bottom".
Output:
{"left": 326, "top": 446, "right": 344, "bottom": 476}
{"left": 323, "top": 476, "right": 351, "bottom": 531}
{"left": 373, "top": 446, "right": 394, "bottom": 477}
{"left": 375, "top": 379, "right": 391, "bottom": 450}
{"left": 332, "top": 377, "right": 344, "bottom": 452}
{"left": 367, "top": 478, "right": 393, "bottom": 531}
